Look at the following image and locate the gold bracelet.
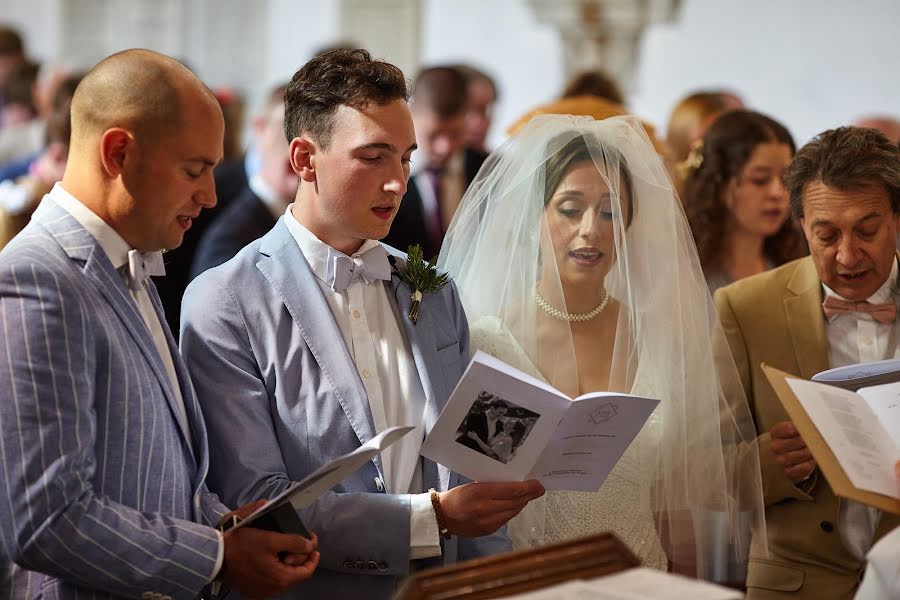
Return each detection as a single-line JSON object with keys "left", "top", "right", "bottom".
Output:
{"left": 428, "top": 488, "right": 452, "bottom": 539}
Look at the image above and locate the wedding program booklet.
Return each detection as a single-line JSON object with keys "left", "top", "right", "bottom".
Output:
{"left": 227, "top": 425, "right": 415, "bottom": 534}
{"left": 763, "top": 364, "right": 900, "bottom": 513}
{"left": 504, "top": 567, "right": 742, "bottom": 600}
{"left": 812, "top": 358, "right": 900, "bottom": 391}
{"left": 420, "top": 351, "right": 659, "bottom": 491}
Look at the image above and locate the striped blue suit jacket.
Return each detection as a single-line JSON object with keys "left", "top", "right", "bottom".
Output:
{"left": 0, "top": 197, "right": 228, "bottom": 599}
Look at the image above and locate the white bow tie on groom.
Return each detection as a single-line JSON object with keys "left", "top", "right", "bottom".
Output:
{"left": 125, "top": 249, "right": 165, "bottom": 291}
{"left": 327, "top": 245, "right": 392, "bottom": 292}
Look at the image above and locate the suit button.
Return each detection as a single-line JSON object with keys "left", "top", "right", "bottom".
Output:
{"left": 367, "top": 560, "right": 378, "bottom": 570}
{"left": 141, "top": 594, "right": 153, "bottom": 600}
{"left": 820, "top": 520, "right": 834, "bottom": 533}
{"left": 343, "top": 560, "right": 354, "bottom": 569}
{"left": 378, "top": 561, "right": 389, "bottom": 571}
{"left": 374, "top": 477, "right": 385, "bottom": 492}
{"left": 356, "top": 560, "right": 366, "bottom": 569}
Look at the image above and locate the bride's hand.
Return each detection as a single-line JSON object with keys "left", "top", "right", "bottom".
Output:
{"left": 438, "top": 480, "right": 545, "bottom": 537}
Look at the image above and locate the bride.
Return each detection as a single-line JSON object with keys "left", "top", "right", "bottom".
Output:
{"left": 438, "top": 114, "right": 766, "bottom": 578}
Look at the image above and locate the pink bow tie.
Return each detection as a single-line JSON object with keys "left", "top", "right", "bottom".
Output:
{"left": 822, "top": 295, "right": 898, "bottom": 324}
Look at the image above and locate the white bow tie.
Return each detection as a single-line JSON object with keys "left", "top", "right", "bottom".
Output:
{"left": 326, "top": 245, "right": 392, "bottom": 292}
{"left": 125, "top": 249, "right": 165, "bottom": 291}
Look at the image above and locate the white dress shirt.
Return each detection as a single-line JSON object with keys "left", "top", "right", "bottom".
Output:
{"left": 823, "top": 259, "right": 899, "bottom": 560}
{"left": 856, "top": 525, "right": 900, "bottom": 599}
{"left": 50, "top": 183, "right": 225, "bottom": 580}
{"left": 283, "top": 206, "right": 441, "bottom": 559}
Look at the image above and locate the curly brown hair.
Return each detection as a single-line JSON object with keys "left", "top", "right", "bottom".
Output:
{"left": 683, "top": 110, "right": 806, "bottom": 273}
{"left": 283, "top": 48, "right": 408, "bottom": 150}
{"left": 785, "top": 126, "right": 900, "bottom": 218}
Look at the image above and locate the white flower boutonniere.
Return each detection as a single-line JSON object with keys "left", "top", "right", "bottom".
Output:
{"left": 396, "top": 245, "right": 450, "bottom": 324}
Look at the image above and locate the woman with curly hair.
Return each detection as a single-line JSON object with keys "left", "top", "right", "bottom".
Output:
{"left": 683, "top": 110, "right": 806, "bottom": 293}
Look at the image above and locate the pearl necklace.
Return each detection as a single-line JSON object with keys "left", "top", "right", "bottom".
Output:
{"left": 535, "top": 290, "right": 609, "bottom": 322}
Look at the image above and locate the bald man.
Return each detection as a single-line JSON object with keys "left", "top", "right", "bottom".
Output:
{"left": 0, "top": 49, "right": 318, "bottom": 600}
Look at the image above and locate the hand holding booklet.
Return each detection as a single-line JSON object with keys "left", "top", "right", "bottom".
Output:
{"left": 225, "top": 425, "right": 414, "bottom": 534}
{"left": 420, "top": 351, "right": 659, "bottom": 491}
{"left": 763, "top": 363, "right": 900, "bottom": 513}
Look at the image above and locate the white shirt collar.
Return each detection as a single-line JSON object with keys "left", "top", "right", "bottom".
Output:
{"left": 49, "top": 183, "right": 133, "bottom": 270}
{"left": 282, "top": 204, "right": 381, "bottom": 285}
{"left": 822, "top": 257, "right": 899, "bottom": 304}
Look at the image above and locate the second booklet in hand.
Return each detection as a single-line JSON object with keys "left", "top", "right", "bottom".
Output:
{"left": 420, "top": 351, "right": 659, "bottom": 491}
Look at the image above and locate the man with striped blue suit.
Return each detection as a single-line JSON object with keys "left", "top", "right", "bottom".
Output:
{"left": 0, "top": 49, "right": 318, "bottom": 599}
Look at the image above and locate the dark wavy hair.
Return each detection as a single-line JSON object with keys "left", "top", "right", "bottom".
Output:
{"left": 683, "top": 110, "right": 805, "bottom": 273}
{"left": 543, "top": 135, "right": 634, "bottom": 227}
{"left": 785, "top": 126, "right": 900, "bottom": 218}
{"left": 283, "top": 48, "right": 408, "bottom": 149}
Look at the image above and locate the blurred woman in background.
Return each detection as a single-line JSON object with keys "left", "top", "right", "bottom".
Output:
{"left": 682, "top": 109, "right": 806, "bottom": 294}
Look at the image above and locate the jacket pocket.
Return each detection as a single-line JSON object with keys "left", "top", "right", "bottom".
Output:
{"left": 746, "top": 558, "right": 804, "bottom": 592}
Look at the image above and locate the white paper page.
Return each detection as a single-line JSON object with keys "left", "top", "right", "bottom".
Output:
{"left": 503, "top": 567, "right": 742, "bottom": 600}
{"left": 230, "top": 425, "right": 415, "bottom": 531}
{"left": 813, "top": 358, "right": 900, "bottom": 383}
{"left": 859, "top": 381, "right": 900, "bottom": 450}
{"left": 420, "top": 352, "right": 570, "bottom": 483}
{"left": 786, "top": 378, "right": 900, "bottom": 498}
{"left": 527, "top": 393, "right": 659, "bottom": 491}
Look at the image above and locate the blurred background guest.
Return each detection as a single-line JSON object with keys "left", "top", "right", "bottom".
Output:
{"left": 683, "top": 109, "right": 806, "bottom": 293}
{"left": 0, "top": 25, "right": 25, "bottom": 90}
{"left": 0, "top": 60, "right": 40, "bottom": 163}
{"left": 0, "top": 71, "right": 81, "bottom": 249}
{"left": 383, "top": 65, "right": 486, "bottom": 258}
{"left": 454, "top": 64, "right": 498, "bottom": 154}
{"left": 666, "top": 90, "right": 744, "bottom": 169}
{"left": 560, "top": 68, "right": 625, "bottom": 105}
{"left": 190, "top": 83, "right": 293, "bottom": 278}
{"left": 853, "top": 114, "right": 900, "bottom": 145}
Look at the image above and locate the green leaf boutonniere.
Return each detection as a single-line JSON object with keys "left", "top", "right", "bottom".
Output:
{"left": 397, "top": 245, "right": 450, "bottom": 324}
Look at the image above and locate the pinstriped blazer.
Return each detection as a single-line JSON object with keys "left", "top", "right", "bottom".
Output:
{"left": 180, "top": 219, "right": 510, "bottom": 600}
{"left": 0, "top": 197, "right": 228, "bottom": 600}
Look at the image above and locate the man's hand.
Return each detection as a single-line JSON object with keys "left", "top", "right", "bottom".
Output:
{"left": 439, "top": 480, "right": 545, "bottom": 537}
{"left": 769, "top": 421, "right": 816, "bottom": 482}
{"left": 221, "top": 500, "right": 320, "bottom": 598}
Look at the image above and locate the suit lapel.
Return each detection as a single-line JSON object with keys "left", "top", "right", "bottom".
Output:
{"left": 784, "top": 258, "right": 830, "bottom": 378}
{"left": 255, "top": 221, "right": 377, "bottom": 449}
{"left": 34, "top": 199, "right": 196, "bottom": 453}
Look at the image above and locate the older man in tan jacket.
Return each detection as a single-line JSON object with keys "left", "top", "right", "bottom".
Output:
{"left": 716, "top": 126, "right": 900, "bottom": 599}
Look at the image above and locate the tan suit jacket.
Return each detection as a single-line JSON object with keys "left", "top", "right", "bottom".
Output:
{"left": 715, "top": 256, "right": 900, "bottom": 599}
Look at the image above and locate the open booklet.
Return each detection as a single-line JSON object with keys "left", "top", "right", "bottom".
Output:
{"left": 763, "top": 364, "right": 900, "bottom": 513}
{"left": 420, "top": 351, "right": 659, "bottom": 492}
{"left": 812, "top": 357, "right": 900, "bottom": 390}
{"left": 226, "top": 425, "right": 415, "bottom": 534}
{"left": 503, "top": 567, "right": 742, "bottom": 600}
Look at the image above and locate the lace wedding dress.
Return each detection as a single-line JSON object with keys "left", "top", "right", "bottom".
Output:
{"left": 470, "top": 316, "right": 668, "bottom": 569}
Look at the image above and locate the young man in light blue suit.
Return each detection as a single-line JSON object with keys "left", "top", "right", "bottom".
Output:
{"left": 181, "top": 49, "right": 544, "bottom": 599}
{"left": 0, "top": 49, "right": 318, "bottom": 599}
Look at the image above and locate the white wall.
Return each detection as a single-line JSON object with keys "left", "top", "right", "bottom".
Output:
{"left": 3, "top": 0, "right": 899, "bottom": 148}
{"left": 632, "top": 0, "right": 900, "bottom": 144}
{"left": 420, "top": 0, "right": 563, "bottom": 149}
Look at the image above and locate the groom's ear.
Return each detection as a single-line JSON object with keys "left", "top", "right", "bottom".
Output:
{"left": 289, "top": 136, "right": 316, "bottom": 182}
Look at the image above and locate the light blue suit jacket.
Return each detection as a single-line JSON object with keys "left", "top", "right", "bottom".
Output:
{"left": 0, "top": 198, "right": 228, "bottom": 599}
{"left": 180, "top": 218, "right": 510, "bottom": 599}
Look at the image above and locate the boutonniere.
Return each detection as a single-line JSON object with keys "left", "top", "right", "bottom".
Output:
{"left": 396, "top": 245, "right": 450, "bottom": 324}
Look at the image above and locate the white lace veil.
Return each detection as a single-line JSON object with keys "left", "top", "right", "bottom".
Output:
{"left": 438, "top": 114, "right": 766, "bottom": 580}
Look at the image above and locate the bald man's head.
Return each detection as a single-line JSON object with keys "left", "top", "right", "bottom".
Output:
{"left": 70, "top": 49, "right": 218, "bottom": 149}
